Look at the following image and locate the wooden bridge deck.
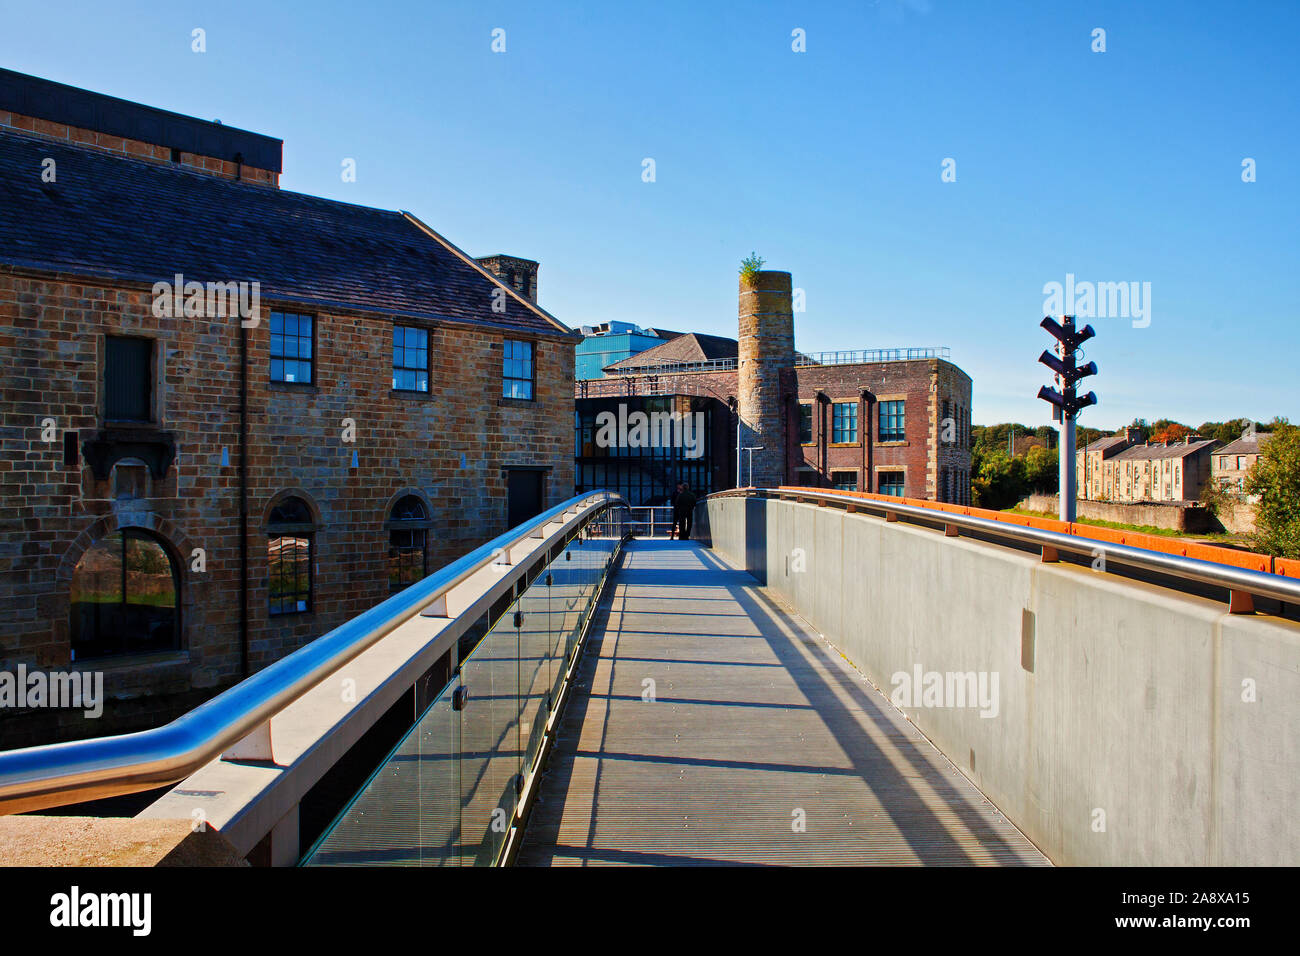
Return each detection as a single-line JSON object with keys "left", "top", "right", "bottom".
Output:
{"left": 517, "top": 539, "right": 1049, "bottom": 866}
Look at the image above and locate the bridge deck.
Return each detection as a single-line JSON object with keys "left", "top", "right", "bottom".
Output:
{"left": 518, "top": 540, "right": 1049, "bottom": 866}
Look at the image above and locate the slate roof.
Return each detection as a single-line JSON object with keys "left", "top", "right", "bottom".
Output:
{"left": 1217, "top": 433, "right": 1274, "bottom": 456}
{"left": 0, "top": 130, "right": 569, "bottom": 336}
{"left": 1113, "top": 439, "right": 1219, "bottom": 461}
{"left": 604, "top": 332, "right": 738, "bottom": 373}
{"left": 1084, "top": 434, "right": 1130, "bottom": 454}
{"left": 0, "top": 67, "right": 283, "bottom": 172}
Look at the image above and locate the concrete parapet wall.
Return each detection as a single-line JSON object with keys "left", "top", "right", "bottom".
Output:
{"left": 700, "top": 494, "right": 1300, "bottom": 866}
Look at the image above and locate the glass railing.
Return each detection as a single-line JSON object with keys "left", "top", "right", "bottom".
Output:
{"left": 301, "top": 506, "right": 628, "bottom": 866}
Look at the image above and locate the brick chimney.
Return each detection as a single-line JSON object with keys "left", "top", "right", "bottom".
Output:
{"left": 476, "top": 254, "right": 539, "bottom": 303}
{"left": 737, "top": 270, "right": 795, "bottom": 488}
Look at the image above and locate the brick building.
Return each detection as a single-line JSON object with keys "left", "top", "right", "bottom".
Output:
{"left": 575, "top": 272, "right": 973, "bottom": 505}
{"left": 0, "top": 71, "right": 575, "bottom": 746}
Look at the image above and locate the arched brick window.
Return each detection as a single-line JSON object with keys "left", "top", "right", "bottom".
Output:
{"left": 70, "top": 529, "right": 180, "bottom": 660}
{"left": 268, "top": 496, "right": 315, "bottom": 615}
{"left": 387, "top": 495, "right": 430, "bottom": 593}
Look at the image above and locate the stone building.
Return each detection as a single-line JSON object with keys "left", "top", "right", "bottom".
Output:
{"left": 0, "top": 70, "right": 575, "bottom": 745}
{"left": 575, "top": 272, "right": 973, "bottom": 505}
{"left": 1077, "top": 436, "right": 1220, "bottom": 504}
{"left": 1212, "top": 430, "right": 1274, "bottom": 496}
{"left": 1078, "top": 427, "right": 1143, "bottom": 500}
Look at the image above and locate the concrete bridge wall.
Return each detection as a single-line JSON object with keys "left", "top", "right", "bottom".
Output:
{"left": 700, "top": 495, "right": 1299, "bottom": 866}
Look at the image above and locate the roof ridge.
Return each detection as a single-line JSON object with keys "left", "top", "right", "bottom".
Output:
{"left": 401, "top": 211, "right": 573, "bottom": 337}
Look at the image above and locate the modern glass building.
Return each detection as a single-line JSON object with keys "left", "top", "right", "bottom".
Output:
{"left": 574, "top": 395, "right": 727, "bottom": 506}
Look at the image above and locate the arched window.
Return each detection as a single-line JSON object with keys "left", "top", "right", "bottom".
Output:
{"left": 70, "top": 529, "right": 180, "bottom": 660}
{"left": 268, "top": 496, "right": 314, "bottom": 615}
{"left": 387, "top": 495, "right": 429, "bottom": 593}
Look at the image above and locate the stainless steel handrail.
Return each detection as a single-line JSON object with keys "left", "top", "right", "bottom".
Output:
{"left": 714, "top": 487, "right": 1300, "bottom": 606}
{"left": 0, "top": 491, "right": 628, "bottom": 815}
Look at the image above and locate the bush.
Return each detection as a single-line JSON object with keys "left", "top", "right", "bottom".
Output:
{"left": 739, "top": 252, "right": 765, "bottom": 281}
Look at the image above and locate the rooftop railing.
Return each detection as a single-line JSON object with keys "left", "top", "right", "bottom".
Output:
{"left": 795, "top": 347, "right": 951, "bottom": 366}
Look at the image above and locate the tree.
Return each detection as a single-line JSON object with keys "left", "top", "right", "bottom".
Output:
{"left": 1023, "top": 444, "right": 1058, "bottom": 492}
{"left": 1245, "top": 422, "right": 1300, "bottom": 558}
{"left": 1149, "top": 421, "right": 1191, "bottom": 443}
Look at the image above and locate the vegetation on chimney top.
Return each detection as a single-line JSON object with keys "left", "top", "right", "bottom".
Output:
{"left": 739, "top": 252, "right": 765, "bottom": 281}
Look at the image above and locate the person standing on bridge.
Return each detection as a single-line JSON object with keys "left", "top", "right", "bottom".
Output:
{"left": 672, "top": 482, "right": 696, "bottom": 541}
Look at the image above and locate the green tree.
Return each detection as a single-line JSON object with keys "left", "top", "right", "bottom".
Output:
{"left": 1245, "top": 422, "right": 1300, "bottom": 558}
{"left": 1023, "top": 444, "right": 1058, "bottom": 492}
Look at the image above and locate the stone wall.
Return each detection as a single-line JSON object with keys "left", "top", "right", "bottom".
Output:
{"left": 0, "top": 265, "right": 573, "bottom": 745}
{"left": 1019, "top": 493, "right": 1220, "bottom": 533}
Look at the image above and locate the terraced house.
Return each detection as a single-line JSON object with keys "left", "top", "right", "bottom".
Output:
{"left": 0, "top": 70, "right": 575, "bottom": 746}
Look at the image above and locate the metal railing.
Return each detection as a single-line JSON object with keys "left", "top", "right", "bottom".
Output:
{"left": 0, "top": 492, "right": 628, "bottom": 816}
{"left": 795, "top": 347, "right": 951, "bottom": 366}
{"left": 713, "top": 487, "right": 1300, "bottom": 608}
{"left": 302, "top": 501, "right": 630, "bottom": 866}
{"left": 626, "top": 505, "right": 675, "bottom": 537}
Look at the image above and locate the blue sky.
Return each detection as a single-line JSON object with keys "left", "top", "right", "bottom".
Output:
{"left": 3, "top": 0, "right": 1296, "bottom": 429}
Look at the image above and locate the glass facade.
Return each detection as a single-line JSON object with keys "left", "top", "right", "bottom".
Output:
{"left": 575, "top": 396, "right": 715, "bottom": 506}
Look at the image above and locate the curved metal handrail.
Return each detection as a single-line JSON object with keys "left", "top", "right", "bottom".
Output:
{"left": 0, "top": 491, "right": 627, "bottom": 815}
{"left": 711, "top": 487, "right": 1300, "bottom": 606}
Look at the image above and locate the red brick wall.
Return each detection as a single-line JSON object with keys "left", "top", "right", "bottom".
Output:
{"left": 790, "top": 359, "right": 971, "bottom": 499}
{"left": 0, "top": 109, "right": 279, "bottom": 186}
{"left": 0, "top": 266, "right": 572, "bottom": 742}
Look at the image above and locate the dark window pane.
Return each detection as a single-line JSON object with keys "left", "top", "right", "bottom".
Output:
{"left": 105, "top": 336, "right": 152, "bottom": 421}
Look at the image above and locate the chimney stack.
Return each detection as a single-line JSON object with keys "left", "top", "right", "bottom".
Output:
{"left": 737, "top": 270, "right": 794, "bottom": 488}
{"left": 476, "top": 254, "right": 539, "bottom": 303}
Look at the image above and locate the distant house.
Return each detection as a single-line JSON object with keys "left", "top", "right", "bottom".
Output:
{"left": 1077, "top": 427, "right": 1143, "bottom": 500}
{"left": 1212, "top": 431, "right": 1274, "bottom": 497}
{"left": 1103, "top": 439, "right": 1220, "bottom": 503}
{"left": 600, "top": 332, "right": 739, "bottom": 377}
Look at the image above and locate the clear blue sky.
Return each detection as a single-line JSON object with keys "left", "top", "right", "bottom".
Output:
{"left": 4, "top": 0, "right": 1296, "bottom": 430}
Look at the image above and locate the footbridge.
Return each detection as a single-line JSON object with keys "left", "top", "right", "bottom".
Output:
{"left": 1, "top": 489, "right": 1296, "bottom": 867}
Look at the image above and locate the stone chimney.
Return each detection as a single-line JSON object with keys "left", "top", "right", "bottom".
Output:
{"left": 737, "top": 270, "right": 795, "bottom": 488}
{"left": 476, "top": 254, "right": 539, "bottom": 303}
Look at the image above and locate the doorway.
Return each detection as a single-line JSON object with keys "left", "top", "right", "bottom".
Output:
{"left": 506, "top": 469, "right": 545, "bottom": 529}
